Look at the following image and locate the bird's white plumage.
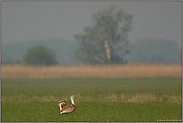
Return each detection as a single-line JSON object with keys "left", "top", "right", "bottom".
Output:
{"left": 58, "top": 100, "right": 67, "bottom": 111}
{"left": 58, "top": 95, "right": 76, "bottom": 114}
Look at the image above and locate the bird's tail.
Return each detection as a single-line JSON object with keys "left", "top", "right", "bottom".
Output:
{"left": 58, "top": 100, "right": 67, "bottom": 110}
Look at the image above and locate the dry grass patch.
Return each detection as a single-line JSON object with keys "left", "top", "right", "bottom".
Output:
{"left": 100, "top": 93, "right": 181, "bottom": 104}
{"left": 1, "top": 93, "right": 181, "bottom": 104}
{"left": 103, "top": 93, "right": 157, "bottom": 103}
{"left": 1, "top": 64, "right": 181, "bottom": 78}
{"left": 75, "top": 94, "right": 93, "bottom": 102}
{"left": 1, "top": 95, "right": 60, "bottom": 103}
{"left": 124, "top": 94, "right": 157, "bottom": 103}
{"left": 104, "top": 94, "right": 119, "bottom": 102}
{"left": 167, "top": 94, "right": 182, "bottom": 104}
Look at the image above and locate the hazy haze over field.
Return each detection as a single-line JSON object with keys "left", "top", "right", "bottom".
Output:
{"left": 2, "top": 2, "right": 181, "bottom": 44}
{"left": 1, "top": 1, "right": 182, "bottom": 64}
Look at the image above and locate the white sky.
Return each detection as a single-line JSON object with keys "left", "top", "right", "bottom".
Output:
{"left": 2, "top": 1, "right": 182, "bottom": 46}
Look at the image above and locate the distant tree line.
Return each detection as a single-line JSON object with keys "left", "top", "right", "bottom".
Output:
{"left": 23, "top": 45, "right": 58, "bottom": 66}
{"left": 20, "top": 5, "right": 133, "bottom": 66}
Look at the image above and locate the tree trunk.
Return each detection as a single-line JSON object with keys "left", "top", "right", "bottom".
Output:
{"left": 104, "top": 40, "right": 111, "bottom": 63}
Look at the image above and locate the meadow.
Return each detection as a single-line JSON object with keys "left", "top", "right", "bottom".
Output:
{"left": 1, "top": 78, "right": 182, "bottom": 122}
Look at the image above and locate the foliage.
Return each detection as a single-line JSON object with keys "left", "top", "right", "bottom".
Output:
{"left": 23, "top": 45, "right": 58, "bottom": 66}
{"left": 74, "top": 5, "right": 133, "bottom": 64}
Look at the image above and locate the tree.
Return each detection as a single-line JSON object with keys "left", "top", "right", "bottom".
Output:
{"left": 74, "top": 5, "right": 133, "bottom": 64}
{"left": 23, "top": 45, "right": 58, "bottom": 66}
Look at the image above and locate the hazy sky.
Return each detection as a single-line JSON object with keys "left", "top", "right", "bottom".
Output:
{"left": 2, "top": 1, "right": 182, "bottom": 46}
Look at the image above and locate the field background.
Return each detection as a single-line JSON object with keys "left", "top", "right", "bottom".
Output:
{"left": 1, "top": 64, "right": 182, "bottom": 122}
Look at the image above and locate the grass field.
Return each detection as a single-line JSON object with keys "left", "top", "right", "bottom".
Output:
{"left": 1, "top": 78, "right": 182, "bottom": 122}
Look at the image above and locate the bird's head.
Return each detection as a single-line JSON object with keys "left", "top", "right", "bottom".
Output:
{"left": 71, "top": 95, "right": 75, "bottom": 100}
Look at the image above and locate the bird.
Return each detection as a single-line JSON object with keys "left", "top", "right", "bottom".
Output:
{"left": 58, "top": 95, "right": 76, "bottom": 114}
{"left": 58, "top": 100, "right": 67, "bottom": 111}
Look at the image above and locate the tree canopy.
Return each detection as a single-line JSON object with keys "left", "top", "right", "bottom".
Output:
{"left": 23, "top": 45, "right": 58, "bottom": 66}
{"left": 74, "top": 5, "right": 133, "bottom": 64}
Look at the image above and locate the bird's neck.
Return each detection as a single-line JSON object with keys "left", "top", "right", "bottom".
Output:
{"left": 71, "top": 99, "right": 76, "bottom": 107}
{"left": 72, "top": 103, "right": 76, "bottom": 108}
{"left": 71, "top": 99, "right": 75, "bottom": 105}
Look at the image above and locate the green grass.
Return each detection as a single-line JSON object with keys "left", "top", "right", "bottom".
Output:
{"left": 1, "top": 78, "right": 182, "bottom": 122}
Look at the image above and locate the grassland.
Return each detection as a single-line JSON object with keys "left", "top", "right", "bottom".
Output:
{"left": 1, "top": 64, "right": 181, "bottom": 78}
{"left": 1, "top": 78, "right": 182, "bottom": 122}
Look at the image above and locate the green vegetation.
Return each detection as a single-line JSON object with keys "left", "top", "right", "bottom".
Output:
{"left": 23, "top": 45, "right": 58, "bottom": 66}
{"left": 74, "top": 5, "right": 133, "bottom": 64}
{"left": 2, "top": 38, "right": 181, "bottom": 65}
{"left": 1, "top": 78, "right": 182, "bottom": 122}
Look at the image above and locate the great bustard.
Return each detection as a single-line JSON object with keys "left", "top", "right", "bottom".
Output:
{"left": 58, "top": 95, "right": 76, "bottom": 114}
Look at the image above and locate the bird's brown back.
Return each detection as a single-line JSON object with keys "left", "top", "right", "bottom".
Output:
{"left": 61, "top": 104, "right": 76, "bottom": 112}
